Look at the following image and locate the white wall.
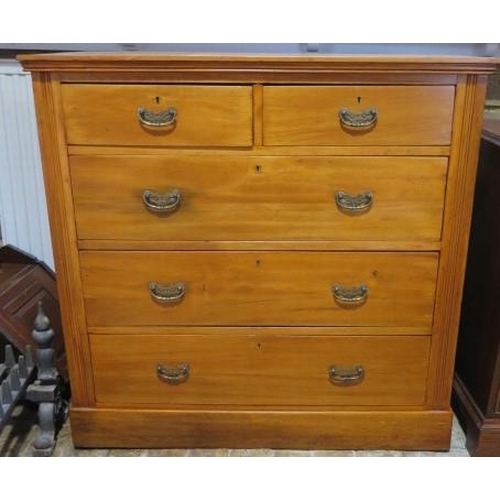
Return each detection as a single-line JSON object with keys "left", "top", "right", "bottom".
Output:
{"left": 0, "top": 60, "right": 53, "bottom": 268}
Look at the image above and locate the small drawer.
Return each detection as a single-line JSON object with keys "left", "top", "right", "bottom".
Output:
{"left": 80, "top": 251, "right": 438, "bottom": 329}
{"left": 263, "top": 85, "right": 454, "bottom": 146}
{"left": 90, "top": 333, "right": 430, "bottom": 406}
{"left": 61, "top": 84, "right": 253, "bottom": 146}
{"left": 71, "top": 155, "right": 447, "bottom": 243}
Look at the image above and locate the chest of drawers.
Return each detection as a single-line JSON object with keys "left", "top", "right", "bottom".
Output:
{"left": 19, "top": 53, "right": 498, "bottom": 450}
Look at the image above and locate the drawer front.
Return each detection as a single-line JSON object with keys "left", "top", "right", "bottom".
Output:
{"left": 90, "top": 334, "right": 430, "bottom": 406}
{"left": 61, "top": 84, "right": 253, "bottom": 146}
{"left": 71, "top": 155, "right": 447, "bottom": 242}
{"left": 81, "top": 251, "right": 438, "bottom": 328}
{"left": 263, "top": 86, "right": 454, "bottom": 146}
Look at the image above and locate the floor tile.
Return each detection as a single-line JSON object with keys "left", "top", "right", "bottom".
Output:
{"left": 273, "top": 450, "right": 313, "bottom": 457}
{"left": 310, "top": 450, "right": 356, "bottom": 457}
{"left": 353, "top": 450, "right": 404, "bottom": 457}
{"left": 145, "top": 449, "right": 191, "bottom": 457}
{"left": 229, "top": 448, "right": 274, "bottom": 457}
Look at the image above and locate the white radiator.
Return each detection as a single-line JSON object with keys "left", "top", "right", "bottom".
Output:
{"left": 0, "top": 60, "right": 53, "bottom": 269}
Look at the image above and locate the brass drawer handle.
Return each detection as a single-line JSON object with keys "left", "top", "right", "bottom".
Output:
{"left": 142, "top": 189, "right": 181, "bottom": 214}
{"left": 338, "top": 108, "right": 378, "bottom": 129}
{"left": 332, "top": 284, "right": 368, "bottom": 305}
{"left": 137, "top": 107, "right": 177, "bottom": 128}
{"left": 149, "top": 282, "right": 186, "bottom": 304}
{"left": 329, "top": 365, "right": 365, "bottom": 386}
{"left": 157, "top": 363, "right": 190, "bottom": 385}
{"left": 335, "top": 190, "right": 373, "bottom": 213}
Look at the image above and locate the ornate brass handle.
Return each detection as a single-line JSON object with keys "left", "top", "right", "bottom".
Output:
{"left": 329, "top": 365, "right": 365, "bottom": 386}
{"left": 332, "top": 284, "right": 368, "bottom": 305}
{"left": 335, "top": 190, "right": 373, "bottom": 213}
{"left": 142, "top": 189, "right": 181, "bottom": 214}
{"left": 137, "top": 107, "right": 177, "bottom": 128}
{"left": 338, "top": 108, "right": 378, "bottom": 129}
{"left": 156, "top": 363, "right": 190, "bottom": 385}
{"left": 149, "top": 282, "right": 186, "bottom": 304}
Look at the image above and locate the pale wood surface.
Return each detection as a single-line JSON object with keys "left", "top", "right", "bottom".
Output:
{"left": 71, "top": 155, "right": 447, "bottom": 242}
{"left": 80, "top": 251, "right": 438, "bottom": 329}
{"left": 87, "top": 325, "right": 429, "bottom": 336}
{"left": 264, "top": 86, "right": 454, "bottom": 146}
{"left": 253, "top": 84, "right": 263, "bottom": 146}
{"left": 78, "top": 239, "right": 441, "bottom": 252}
{"left": 55, "top": 73, "right": 462, "bottom": 86}
{"left": 68, "top": 145, "right": 452, "bottom": 156}
{"left": 61, "top": 84, "right": 253, "bottom": 146}
{"left": 18, "top": 53, "right": 499, "bottom": 76}
{"left": 30, "top": 75, "right": 94, "bottom": 406}
{"left": 90, "top": 334, "right": 430, "bottom": 406}
{"left": 20, "top": 53, "right": 497, "bottom": 450}
{"left": 70, "top": 407, "right": 453, "bottom": 450}
{"left": 0, "top": 404, "right": 467, "bottom": 455}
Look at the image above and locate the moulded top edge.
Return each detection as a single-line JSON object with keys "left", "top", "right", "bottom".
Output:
{"left": 17, "top": 52, "right": 500, "bottom": 75}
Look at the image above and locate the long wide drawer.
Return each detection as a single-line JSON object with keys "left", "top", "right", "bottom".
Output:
{"left": 263, "top": 85, "right": 454, "bottom": 146}
{"left": 80, "top": 251, "right": 438, "bottom": 328}
{"left": 90, "top": 333, "right": 430, "bottom": 406}
{"left": 61, "top": 84, "right": 253, "bottom": 146}
{"left": 71, "top": 155, "right": 447, "bottom": 242}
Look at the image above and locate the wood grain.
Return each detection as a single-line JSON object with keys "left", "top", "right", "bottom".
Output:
{"left": 263, "top": 86, "right": 454, "bottom": 146}
{"left": 80, "top": 251, "right": 438, "bottom": 329}
{"left": 90, "top": 333, "right": 430, "bottom": 407}
{"left": 87, "top": 325, "right": 429, "bottom": 336}
{"left": 68, "top": 145, "right": 452, "bottom": 156}
{"left": 61, "top": 84, "right": 253, "bottom": 146}
{"left": 20, "top": 54, "right": 497, "bottom": 450}
{"left": 253, "top": 84, "right": 263, "bottom": 146}
{"left": 30, "top": 74, "right": 95, "bottom": 406}
{"left": 70, "top": 407, "right": 453, "bottom": 450}
{"left": 19, "top": 52, "right": 499, "bottom": 76}
{"left": 78, "top": 239, "right": 441, "bottom": 252}
{"left": 71, "top": 155, "right": 447, "bottom": 242}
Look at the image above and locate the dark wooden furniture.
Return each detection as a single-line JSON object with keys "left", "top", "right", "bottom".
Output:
{"left": 453, "top": 118, "right": 500, "bottom": 456}
{"left": 1, "top": 245, "right": 68, "bottom": 454}
{"left": 0, "top": 245, "right": 65, "bottom": 376}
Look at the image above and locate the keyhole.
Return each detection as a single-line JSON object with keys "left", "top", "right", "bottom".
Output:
{"left": 357, "top": 96, "right": 362, "bottom": 104}
{"left": 155, "top": 96, "right": 160, "bottom": 104}
{"left": 255, "top": 165, "right": 262, "bottom": 174}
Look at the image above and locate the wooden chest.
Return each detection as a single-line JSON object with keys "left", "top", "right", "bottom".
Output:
{"left": 19, "top": 53, "right": 498, "bottom": 450}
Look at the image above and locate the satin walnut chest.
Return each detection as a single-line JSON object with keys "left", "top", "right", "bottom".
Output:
{"left": 19, "top": 53, "right": 498, "bottom": 450}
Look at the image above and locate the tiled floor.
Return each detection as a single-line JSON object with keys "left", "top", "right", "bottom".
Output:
{"left": 1, "top": 402, "right": 470, "bottom": 457}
